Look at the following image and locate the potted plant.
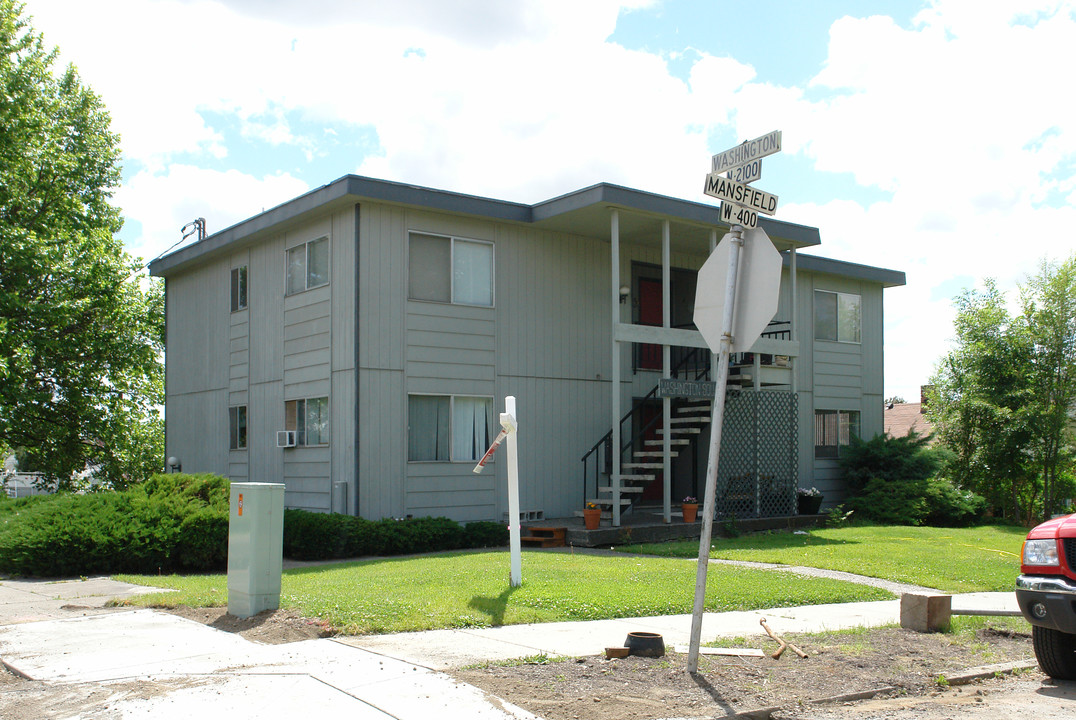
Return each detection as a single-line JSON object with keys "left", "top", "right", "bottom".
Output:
{"left": 797, "top": 487, "right": 823, "bottom": 515}
{"left": 682, "top": 496, "right": 699, "bottom": 523}
{"left": 583, "top": 502, "right": 601, "bottom": 529}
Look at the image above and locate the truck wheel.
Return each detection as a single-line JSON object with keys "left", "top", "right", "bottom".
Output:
{"left": 1032, "top": 625, "right": 1076, "bottom": 680}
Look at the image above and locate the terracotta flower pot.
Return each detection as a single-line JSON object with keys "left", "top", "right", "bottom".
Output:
{"left": 682, "top": 503, "right": 699, "bottom": 523}
{"left": 583, "top": 507, "right": 601, "bottom": 529}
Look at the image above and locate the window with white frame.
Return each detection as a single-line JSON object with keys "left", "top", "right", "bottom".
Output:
{"left": 230, "top": 266, "right": 247, "bottom": 312}
{"left": 408, "top": 394, "right": 494, "bottom": 461}
{"left": 285, "top": 397, "right": 329, "bottom": 446}
{"left": 814, "top": 409, "right": 860, "bottom": 458}
{"left": 286, "top": 237, "right": 329, "bottom": 295}
{"left": 229, "top": 405, "right": 247, "bottom": 450}
{"left": 408, "top": 232, "right": 493, "bottom": 307}
{"left": 814, "top": 290, "right": 861, "bottom": 343}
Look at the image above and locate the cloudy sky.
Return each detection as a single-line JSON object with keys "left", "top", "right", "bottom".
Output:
{"left": 26, "top": 0, "right": 1076, "bottom": 402}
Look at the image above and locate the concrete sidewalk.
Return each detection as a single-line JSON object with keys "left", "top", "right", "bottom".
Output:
{"left": 342, "top": 592, "right": 1019, "bottom": 669}
{"left": 0, "top": 576, "right": 1020, "bottom": 718}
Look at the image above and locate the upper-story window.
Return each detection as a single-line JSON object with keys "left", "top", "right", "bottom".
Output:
{"left": 814, "top": 290, "right": 861, "bottom": 343}
{"left": 286, "top": 237, "right": 329, "bottom": 295}
{"left": 230, "top": 266, "right": 247, "bottom": 311}
{"left": 408, "top": 232, "right": 493, "bottom": 307}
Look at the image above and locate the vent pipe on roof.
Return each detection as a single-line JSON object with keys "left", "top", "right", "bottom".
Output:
{"left": 181, "top": 217, "right": 206, "bottom": 242}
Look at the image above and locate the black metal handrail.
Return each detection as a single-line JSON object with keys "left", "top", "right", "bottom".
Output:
{"left": 580, "top": 345, "right": 713, "bottom": 510}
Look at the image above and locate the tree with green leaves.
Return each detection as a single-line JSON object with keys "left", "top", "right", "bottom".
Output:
{"left": 1021, "top": 256, "right": 1076, "bottom": 521}
{"left": 929, "top": 258, "right": 1076, "bottom": 524}
{"left": 1, "top": 1, "right": 163, "bottom": 489}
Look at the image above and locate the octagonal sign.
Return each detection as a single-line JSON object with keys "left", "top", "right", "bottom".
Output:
{"left": 693, "top": 226, "right": 782, "bottom": 353}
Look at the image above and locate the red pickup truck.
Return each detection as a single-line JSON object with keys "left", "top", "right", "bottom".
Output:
{"left": 1016, "top": 513, "right": 1076, "bottom": 679}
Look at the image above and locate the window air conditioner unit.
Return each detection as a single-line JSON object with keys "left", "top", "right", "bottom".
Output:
{"left": 276, "top": 430, "right": 296, "bottom": 448}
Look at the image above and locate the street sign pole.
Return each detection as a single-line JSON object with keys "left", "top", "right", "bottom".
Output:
{"left": 686, "top": 227, "right": 745, "bottom": 674}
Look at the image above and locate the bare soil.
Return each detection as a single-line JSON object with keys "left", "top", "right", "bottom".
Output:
{"left": 451, "top": 624, "right": 1040, "bottom": 720}
{"left": 161, "top": 605, "right": 336, "bottom": 644}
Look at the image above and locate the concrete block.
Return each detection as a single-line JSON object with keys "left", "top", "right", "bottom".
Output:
{"left": 900, "top": 592, "right": 952, "bottom": 632}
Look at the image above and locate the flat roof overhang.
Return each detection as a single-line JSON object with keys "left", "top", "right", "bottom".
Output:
{"left": 149, "top": 175, "right": 822, "bottom": 278}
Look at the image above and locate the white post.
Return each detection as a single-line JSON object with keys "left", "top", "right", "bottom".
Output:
{"left": 504, "top": 395, "right": 522, "bottom": 587}
{"left": 687, "top": 227, "right": 745, "bottom": 673}
{"left": 611, "top": 209, "right": 622, "bottom": 527}
{"left": 662, "top": 220, "right": 672, "bottom": 524}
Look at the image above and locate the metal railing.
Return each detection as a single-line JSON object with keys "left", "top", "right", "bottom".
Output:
{"left": 581, "top": 346, "right": 712, "bottom": 512}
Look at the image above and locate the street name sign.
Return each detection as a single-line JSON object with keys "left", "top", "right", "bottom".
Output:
{"left": 657, "top": 378, "right": 717, "bottom": 399}
{"left": 720, "top": 202, "right": 758, "bottom": 229}
{"left": 726, "top": 158, "right": 762, "bottom": 184}
{"left": 704, "top": 174, "right": 779, "bottom": 216}
{"left": 711, "top": 130, "right": 782, "bottom": 173}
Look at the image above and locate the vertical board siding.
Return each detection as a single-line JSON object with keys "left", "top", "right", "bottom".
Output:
{"left": 357, "top": 203, "right": 407, "bottom": 519}
{"left": 165, "top": 261, "right": 229, "bottom": 475}
{"left": 228, "top": 251, "right": 251, "bottom": 482}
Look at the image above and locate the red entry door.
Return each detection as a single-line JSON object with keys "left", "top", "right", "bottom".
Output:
{"left": 638, "top": 278, "right": 662, "bottom": 370}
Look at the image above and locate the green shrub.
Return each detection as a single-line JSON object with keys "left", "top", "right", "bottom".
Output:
{"left": 923, "top": 478, "right": 989, "bottom": 527}
{"left": 847, "top": 476, "right": 986, "bottom": 527}
{"left": 840, "top": 431, "right": 950, "bottom": 493}
{"left": 463, "top": 521, "right": 510, "bottom": 548}
{"left": 177, "top": 509, "right": 229, "bottom": 570}
{"left": 0, "top": 473, "right": 229, "bottom": 576}
{"left": 281, "top": 510, "right": 506, "bottom": 561}
{"left": 282, "top": 508, "right": 352, "bottom": 560}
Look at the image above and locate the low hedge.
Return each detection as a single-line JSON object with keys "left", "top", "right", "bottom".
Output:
{"left": 0, "top": 473, "right": 230, "bottom": 577}
{"left": 282, "top": 509, "right": 508, "bottom": 561}
{"left": 0, "top": 474, "right": 509, "bottom": 576}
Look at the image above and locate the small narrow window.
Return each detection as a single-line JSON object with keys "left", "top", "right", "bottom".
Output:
{"left": 229, "top": 405, "right": 247, "bottom": 450}
{"left": 285, "top": 397, "right": 329, "bottom": 446}
{"left": 230, "top": 266, "right": 248, "bottom": 312}
{"left": 285, "top": 237, "right": 330, "bottom": 295}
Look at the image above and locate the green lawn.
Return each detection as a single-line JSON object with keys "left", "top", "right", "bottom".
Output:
{"left": 117, "top": 550, "right": 891, "bottom": 634}
{"left": 621, "top": 524, "right": 1027, "bottom": 593}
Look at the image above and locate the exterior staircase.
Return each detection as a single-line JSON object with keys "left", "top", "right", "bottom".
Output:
{"left": 580, "top": 399, "right": 712, "bottom": 521}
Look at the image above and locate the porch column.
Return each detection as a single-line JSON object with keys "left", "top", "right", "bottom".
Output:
{"left": 709, "top": 230, "right": 719, "bottom": 511}
{"left": 790, "top": 247, "right": 798, "bottom": 394}
{"left": 611, "top": 209, "right": 622, "bottom": 527}
{"left": 662, "top": 220, "right": 672, "bottom": 524}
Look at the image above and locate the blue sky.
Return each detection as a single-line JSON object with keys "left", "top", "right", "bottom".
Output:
{"left": 27, "top": 0, "right": 1076, "bottom": 402}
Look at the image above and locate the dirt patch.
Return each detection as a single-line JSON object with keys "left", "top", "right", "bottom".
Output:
{"left": 451, "top": 625, "right": 1040, "bottom": 720}
{"left": 161, "top": 605, "right": 336, "bottom": 644}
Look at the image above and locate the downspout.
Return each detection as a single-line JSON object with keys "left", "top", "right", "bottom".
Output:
{"left": 353, "top": 203, "right": 361, "bottom": 516}
{"left": 790, "top": 247, "right": 798, "bottom": 394}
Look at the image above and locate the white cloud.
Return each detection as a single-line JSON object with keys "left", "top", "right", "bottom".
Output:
{"left": 117, "top": 166, "right": 309, "bottom": 262}
{"left": 22, "top": 0, "right": 1076, "bottom": 401}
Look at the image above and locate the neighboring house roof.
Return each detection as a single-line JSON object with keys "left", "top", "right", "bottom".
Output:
{"left": 884, "top": 402, "right": 934, "bottom": 439}
{"left": 150, "top": 176, "right": 833, "bottom": 279}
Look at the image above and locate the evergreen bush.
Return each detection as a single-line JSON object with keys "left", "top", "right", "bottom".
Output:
{"left": 0, "top": 473, "right": 229, "bottom": 576}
